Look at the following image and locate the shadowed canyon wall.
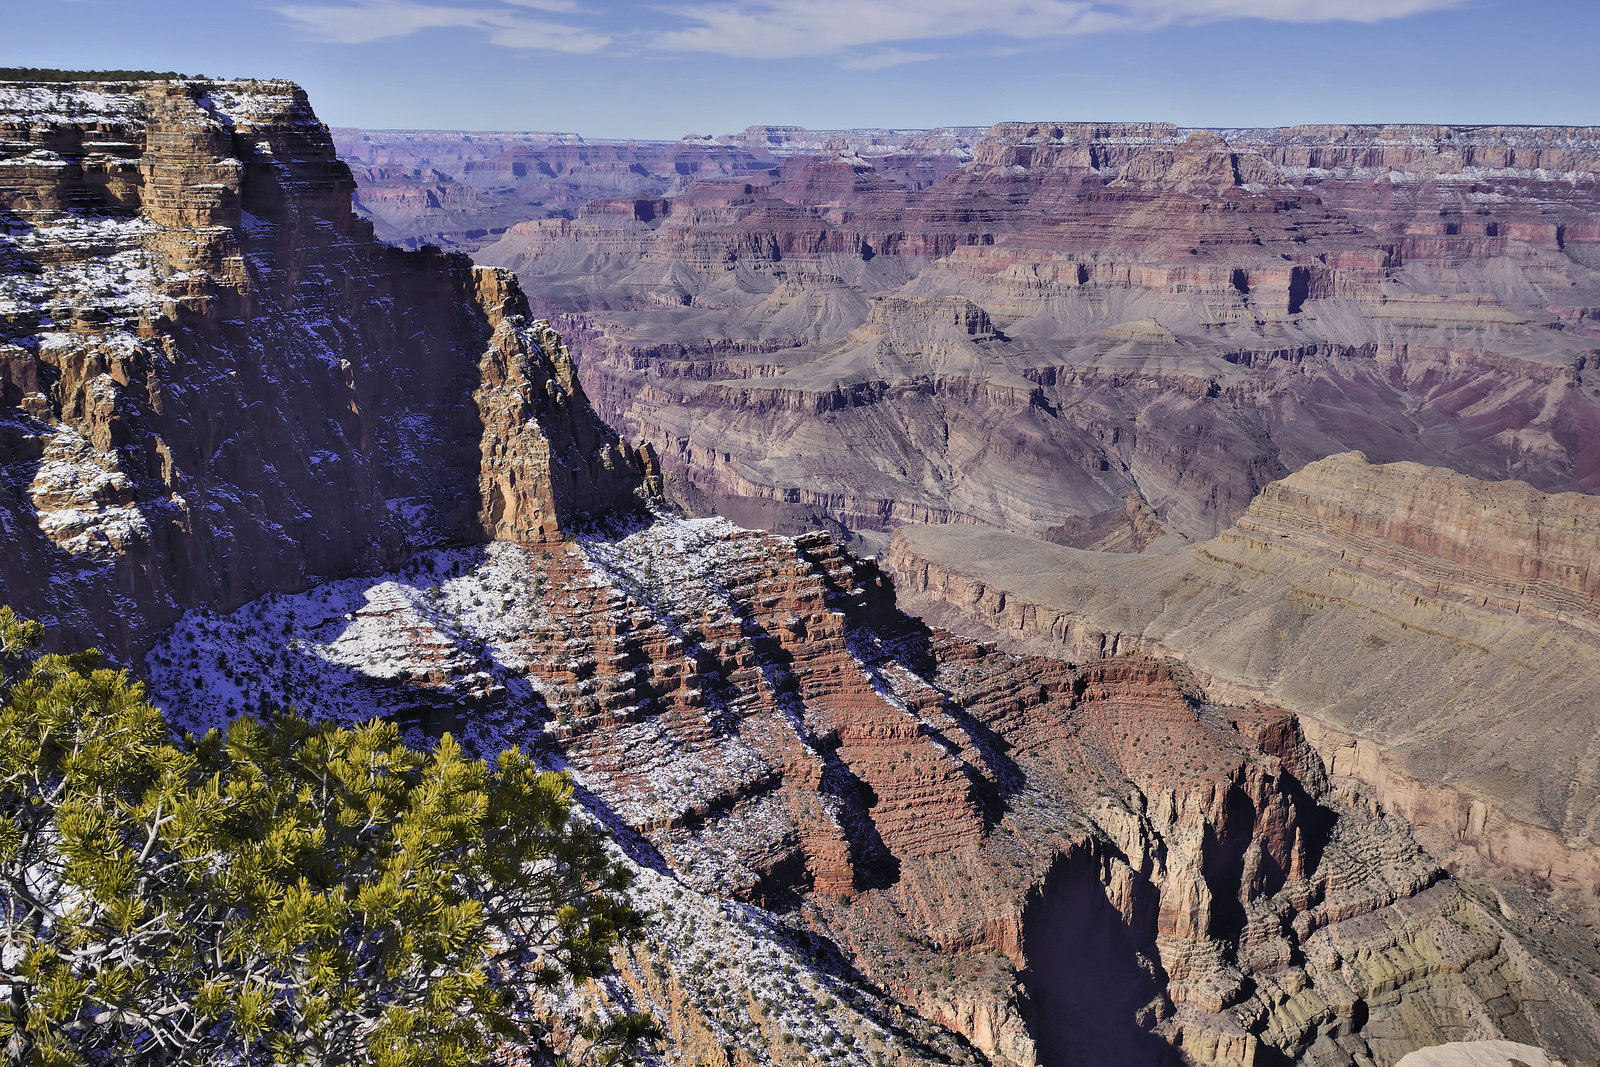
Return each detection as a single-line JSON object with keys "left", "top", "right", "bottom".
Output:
{"left": 0, "top": 78, "right": 654, "bottom": 659}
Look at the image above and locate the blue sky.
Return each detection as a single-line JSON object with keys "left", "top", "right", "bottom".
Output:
{"left": 4, "top": 0, "right": 1597, "bottom": 137}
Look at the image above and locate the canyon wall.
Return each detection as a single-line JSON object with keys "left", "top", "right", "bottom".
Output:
{"left": 147, "top": 516, "right": 1600, "bottom": 1067}
{"left": 332, "top": 124, "right": 984, "bottom": 252}
{"left": 1235, "top": 453, "right": 1600, "bottom": 634}
{"left": 6, "top": 80, "right": 1600, "bottom": 1067}
{"left": 0, "top": 79, "right": 653, "bottom": 659}
{"left": 330, "top": 128, "right": 774, "bottom": 251}
{"left": 885, "top": 453, "right": 1600, "bottom": 920}
{"left": 472, "top": 122, "right": 1600, "bottom": 550}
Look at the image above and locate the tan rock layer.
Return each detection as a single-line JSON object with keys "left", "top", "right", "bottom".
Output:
{"left": 883, "top": 455, "right": 1600, "bottom": 925}
{"left": 1235, "top": 451, "right": 1600, "bottom": 635}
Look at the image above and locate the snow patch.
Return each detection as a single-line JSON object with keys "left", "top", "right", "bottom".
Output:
{"left": 27, "top": 426, "right": 149, "bottom": 559}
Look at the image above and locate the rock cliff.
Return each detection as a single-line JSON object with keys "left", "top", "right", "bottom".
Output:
{"left": 0, "top": 78, "right": 653, "bottom": 660}
{"left": 7, "top": 79, "right": 1600, "bottom": 1067}
{"left": 473, "top": 120, "right": 1600, "bottom": 550}
{"left": 330, "top": 128, "right": 774, "bottom": 251}
{"left": 146, "top": 516, "right": 1600, "bottom": 1067}
{"left": 885, "top": 454, "right": 1600, "bottom": 924}
{"left": 332, "top": 124, "right": 985, "bottom": 252}
{"left": 1232, "top": 453, "right": 1600, "bottom": 634}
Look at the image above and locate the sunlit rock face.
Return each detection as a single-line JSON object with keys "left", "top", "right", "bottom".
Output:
{"left": 475, "top": 120, "right": 1600, "bottom": 552}
{"left": 0, "top": 78, "right": 653, "bottom": 660}
{"left": 886, "top": 453, "right": 1600, "bottom": 926}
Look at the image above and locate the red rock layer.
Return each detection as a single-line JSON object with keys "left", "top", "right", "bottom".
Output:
{"left": 547, "top": 529, "right": 1593, "bottom": 1066}
{"left": 485, "top": 529, "right": 992, "bottom": 902}
{"left": 145, "top": 514, "right": 1600, "bottom": 1065}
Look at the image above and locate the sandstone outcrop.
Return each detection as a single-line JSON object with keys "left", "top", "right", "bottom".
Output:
{"left": 0, "top": 78, "right": 652, "bottom": 659}
{"left": 471, "top": 120, "right": 1600, "bottom": 550}
{"left": 1233, "top": 453, "right": 1600, "bottom": 634}
{"left": 885, "top": 453, "right": 1600, "bottom": 924}
{"left": 1395, "top": 1041, "right": 1562, "bottom": 1067}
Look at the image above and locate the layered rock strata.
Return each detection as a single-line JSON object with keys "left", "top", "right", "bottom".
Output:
{"left": 332, "top": 125, "right": 984, "bottom": 252}
{"left": 885, "top": 453, "right": 1600, "bottom": 921}
{"left": 1234, "top": 455, "right": 1600, "bottom": 634}
{"left": 148, "top": 516, "right": 1600, "bottom": 1066}
{"left": 9, "top": 79, "right": 1600, "bottom": 1067}
{"left": 474, "top": 122, "right": 1600, "bottom": 549}
{"left": 331, "top": 128, "right": 773, "bottom": 252}
{"left": 0, "top": 78, "right": 653, "bottom": 659}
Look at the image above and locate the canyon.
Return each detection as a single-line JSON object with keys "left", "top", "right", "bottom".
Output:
{"left": 145, "top": 512, "right": 1600, "bottom": 1067}
{"left": 331, "top": 124, "right": 983, "bottom": 252}
{"left": 463, "top": 121, "right": 1600, "bottom": 551}
{"left": 3, "top": 74, "right": 1600, "bottom": 1067}
{"left": 886, "top": 453, "right": 1600, "bottom": 925}
{"left": 0, "top": 78, "right": 654, "bottom": 660}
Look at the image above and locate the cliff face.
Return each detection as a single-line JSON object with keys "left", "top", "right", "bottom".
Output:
{"left": 473, "top": 120, "right": 1600, "bottom": 550}
{"left": 145, "top": 516, "right": 1600, "bottom": 1067}
{"left": 885, "top": 454, "right": 1600, "bottom": 923}
{"left": 1233, "top": 453, "right": 1600, "bottom": 634}
{"left": 4, "top": 81, "right": 1600, "bottom": 1065}
{"left": 0, "top": 79, "right": 652, "bottom": 660}
{"left": 329, "top": 128, "right": 776, "bottom": 252}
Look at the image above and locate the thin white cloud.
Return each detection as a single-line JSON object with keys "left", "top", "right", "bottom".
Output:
{"left": 277, "top": 0, "right": 477, "bottom": 42}
{"left": 648, "top": 0, "right": 1467, "bottom": 59}
{"left": 276, "top": 0, "right": 610, "bottom": 50}
{"left": 649, "top": 0, "right": 1123, "bottom": 59}
{"left": 481, "top": 14, "right": 611, "bottom": 50}
{"left": 273, "top": 0, "right": 1469, "bottom": 59}
{"left": 839, "top": 48, "right": 942, "bottom": 70}
{"left": 501, "top": 0, "right": 582, "bottom": 10}
{"left": 1114, "top": 0, "right": 1468, "bottom": 23}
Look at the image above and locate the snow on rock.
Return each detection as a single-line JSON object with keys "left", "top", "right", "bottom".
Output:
{"left": 2, "top": 75, "right": 650, "bottom": 665}
{"left": 144, "top": 515, "right": 991, "bottom": 1067}
{"left": 578, "top": 514, "right": 745, "bottom": 624}
{"left": 0, "top": 215, "right": 165, "bottom": 328}
{"left": 0, "top": 83, "right": 151, "bottom": 126}
{"left": 196, "top": 86, "right": 302, "bottom": 128}
{"left": 28, "top": 426, "right": 149, "bottom": 558}
{"left": 148, "top": 545, "right": 518, "bottom": 746}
